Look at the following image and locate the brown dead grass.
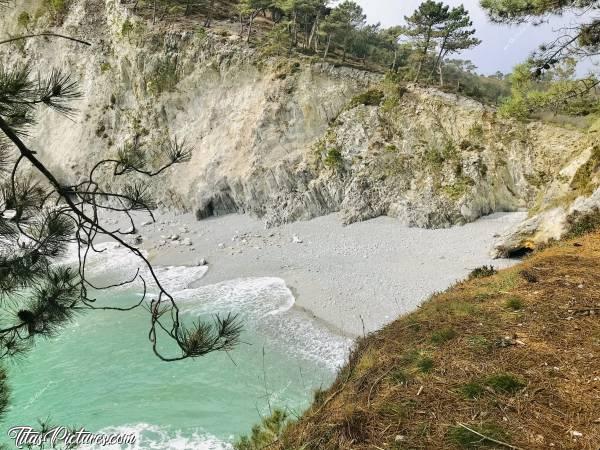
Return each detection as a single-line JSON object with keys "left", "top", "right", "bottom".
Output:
{"left": 276, "top": 232, "right": 600, "bottom": 449}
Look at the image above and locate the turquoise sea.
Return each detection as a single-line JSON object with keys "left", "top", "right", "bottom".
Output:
{"left": 2, "top": 243, "right": 350, "bottom": 449}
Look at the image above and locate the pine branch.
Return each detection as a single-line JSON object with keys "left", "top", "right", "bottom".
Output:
{"left": 0, "top": 115, "right": 241, "bottom": 362}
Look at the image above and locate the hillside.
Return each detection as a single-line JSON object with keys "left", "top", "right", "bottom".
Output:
{"left": 248, "top": 228, "right": 600, "bottom": 449}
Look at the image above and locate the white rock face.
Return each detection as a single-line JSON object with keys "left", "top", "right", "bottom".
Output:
{"left": 2, "top": 0, "right": 376, "bottom": 222}
{"left": 493, "top": 144, "right": 600, "bottom": 256}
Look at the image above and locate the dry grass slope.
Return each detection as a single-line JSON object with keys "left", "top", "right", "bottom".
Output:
{"left": 274, "top": 232, "right": 600, "bottom": 449}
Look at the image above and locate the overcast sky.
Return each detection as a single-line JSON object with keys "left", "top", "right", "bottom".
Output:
{"left": 354, "top": 0, "right": 586, "bottom": 75}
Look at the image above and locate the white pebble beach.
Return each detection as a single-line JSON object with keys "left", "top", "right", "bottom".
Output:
{"left": 110, "top": 210, "right": 527, "bottom": 337}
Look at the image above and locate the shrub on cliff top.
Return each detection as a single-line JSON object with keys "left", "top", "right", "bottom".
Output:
{"left": 235, "top": 409, "right": 289, "bottom": 450}
{"left": 349, "top": 89, "right": 384, "bottom": 108}
{"left": 448, "top": 422, "right": 510, "bottom": 448}
{"left": 570, "top": 145, "right": 600, "bottom": 195}
{"left": 37, "top": 0, "right": 70, "bottom": 25}
{"left": 17, "top": 11, "right": 31, "bottom": 29}
{"left": 324, "top": 148, "right": 344, "bottom": 170}
{"left": 484, "top": 373, "right": 525, "bottom": 394}
{"left": 468, "top": 265, "right": 497, "bottom": 280}
{"left": 565, "top": 208, "right": 600, "bottom": 238}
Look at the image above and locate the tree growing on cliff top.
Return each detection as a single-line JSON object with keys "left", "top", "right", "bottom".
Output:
{"left": 0, "top": 14, "right": 241, "bottom": 420}
{"left": 274, "top": 0, "right": 326, "bottom": 49}
{"left": 321, "top": 0, "right": 366, "bottom": 61}
{"left": 238, "top": 0, "right": 273, "bottom": 42}
{"left": 402, "top": 1, "right": 480, "bottom": 84}
{"left": 429, "top": 5, "right": 480, "bottom": 85}
{"left": 403, "top": 0, "right": 450, "bottom": 82}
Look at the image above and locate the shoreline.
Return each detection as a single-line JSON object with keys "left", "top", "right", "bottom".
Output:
{"left": 108, "top": 210, "right": 526, "bottom": 337}
{"left": 287, "top": 284, "right": 357, "bottom": 339}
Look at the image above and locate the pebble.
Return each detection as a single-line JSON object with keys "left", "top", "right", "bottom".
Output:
{"left": 292, "top": 235, "right": 303, "bottom": 244}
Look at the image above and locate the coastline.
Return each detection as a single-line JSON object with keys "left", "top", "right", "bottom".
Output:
{"left": 108, "top": 210, "right": 527, "bottom": 337}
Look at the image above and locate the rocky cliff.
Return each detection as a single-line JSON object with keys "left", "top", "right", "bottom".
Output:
{"left": 1, "top": 0, "right": 598, "bottom": 255}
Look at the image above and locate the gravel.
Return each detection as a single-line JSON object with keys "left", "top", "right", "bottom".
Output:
{"left": 111, "top": 211, "right": 526, "bottom": 337}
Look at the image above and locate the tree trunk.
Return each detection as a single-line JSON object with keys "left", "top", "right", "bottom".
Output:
{"left": 152, "top": 0, "right": 157, "bottom": 24}
{"left": 392, "top": 48, "right": 397, "bottom": 71}
{"left": 304, "top": 17, "right": 309, "bottom": 48}
{"left": 429, "top": 34, "right": 449, "bottom": 82}
{"left": 323, "top": 34, "right": 331, "bottom": 59}
{"left": 438, "top": 50, "right": 449, "bottom": 86}
{"left": 246, "top": 15, "right": 254, "bottom": 42}
{"left": 414, "top": 27, "right": 432, "bottom": 82}
{"left": 414, "top": 60, "right": 422, "bottom": 82}
{"left": 204, "top": 0, "right": 215, "bottom": 26}
{"left": 292, "top": 10, "right": 298, "bottom": 47}
{"left": 308, "top": 13, "right": 319, "bottom": 50}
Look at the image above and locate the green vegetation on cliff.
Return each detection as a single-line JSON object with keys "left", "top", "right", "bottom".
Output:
{"left": 481, "top": 0, "right": 599, "bottom": 124}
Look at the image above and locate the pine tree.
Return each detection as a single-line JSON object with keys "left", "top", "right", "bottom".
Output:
{"left": 378, "top": 26, "right": 404, "bottom": 72}
{"left": 238, "top": 0, "right": 273, "bottom": 42}
{"left": 0, "top": 9, "right": 241, "bottom": 420}
{"left": 320, "top": 1, "right": 366, "bottom": 62}
{"left": 403, "top": 0, "right": 449, "bottom": 82}
{"left": 277, "top": 0, "right": 324, "bottom": 48}
{"left": 429, "top": 5, "right": 480, "bottom": 86}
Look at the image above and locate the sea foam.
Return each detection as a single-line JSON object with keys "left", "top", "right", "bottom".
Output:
{"left": 62, "top": 241, "right": 350, "bottom": 377}
{"left": 80, "top": 423, "right": 232, "bottom": 450}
